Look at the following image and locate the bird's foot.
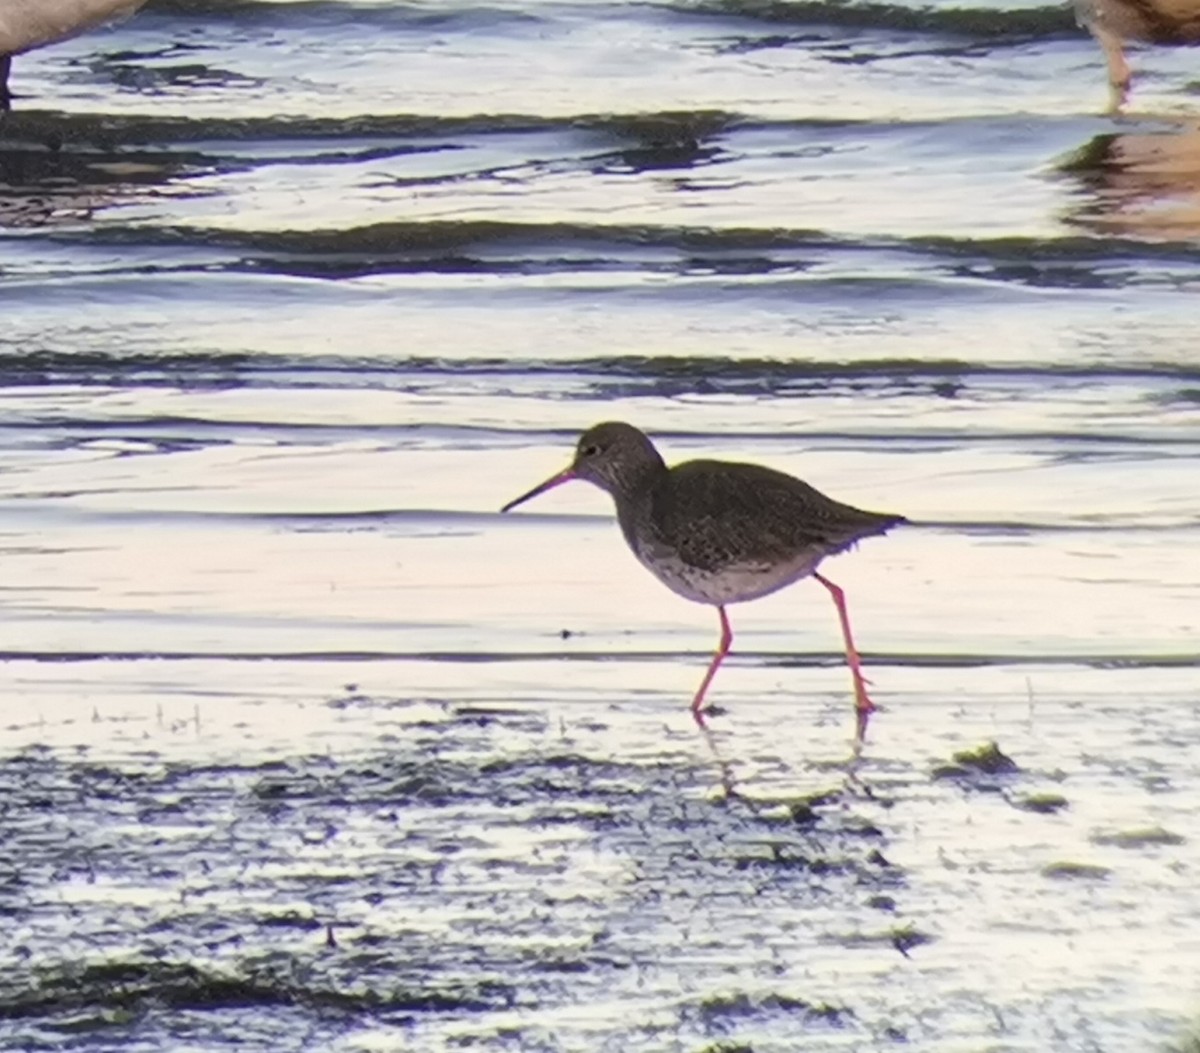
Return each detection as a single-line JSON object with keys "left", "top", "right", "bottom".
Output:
{"left": 1105, "top": 79, "right": 1130, "bottom": 116}
{"left": 690, "top": 701, "right": 726, "bottom": 728}
{"left": 853, "top": 691, "right": 877, "bottom": 744}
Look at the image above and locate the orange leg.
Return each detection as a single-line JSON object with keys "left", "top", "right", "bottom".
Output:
{"left": 814, "top": 572, "right": 876, "bottom": 741}
{"left": 690, "top": 605, "right": 732, "bottom": 727}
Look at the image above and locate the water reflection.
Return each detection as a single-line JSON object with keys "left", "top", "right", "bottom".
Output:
{"left": 0, "top": 112, "right": 199, "bottom": 226}
{"left": 80, "top": 44, "right": 263, "bottom": 98}
{"left": 1061, "top": 118, "right": 1200, "bottom": 239}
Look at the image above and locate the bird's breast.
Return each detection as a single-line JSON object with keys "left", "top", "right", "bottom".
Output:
{"left": 632, "top": 544, "right": 826, "bottom": 606}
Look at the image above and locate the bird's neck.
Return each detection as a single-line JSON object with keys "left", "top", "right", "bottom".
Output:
{"left": 607, "top": 457, "right": 666, "bottom": 542}
{"left": 613, "top": 452, "right": 666, "bottom": 503}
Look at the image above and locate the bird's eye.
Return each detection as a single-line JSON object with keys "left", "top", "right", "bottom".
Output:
{"left": 581, "top": 444, "right": 600, "bottom": 457}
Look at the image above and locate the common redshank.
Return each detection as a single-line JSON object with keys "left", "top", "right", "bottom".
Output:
{"left": 1073, "top": 0, "right": 1200, "bottom": 107}
{"left": 500, "top": 422, "right": 905, "bottom": 741}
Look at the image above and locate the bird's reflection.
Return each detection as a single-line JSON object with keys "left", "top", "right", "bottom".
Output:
{"left": 697, "top": 720, "right": 739, "bottom": 797}
{"left": 1060, "top": 117, "right": 1200, "bottom": 238}
{"left": 0, "top": 112, "right": 194, "bottom": 226}
{"left": 697, "top": 712, "right": 872, "bottom": 801}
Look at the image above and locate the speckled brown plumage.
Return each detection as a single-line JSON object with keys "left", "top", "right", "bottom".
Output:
{"left": 501, "top": 421, "right": 905, "bottom": 741}
{"left": 629, "top": 458, "right": 900, "bottom": 579}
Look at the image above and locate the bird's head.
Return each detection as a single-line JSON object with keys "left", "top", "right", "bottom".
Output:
{"left": 500, "top": 421, "right": 664, "bottom": 511}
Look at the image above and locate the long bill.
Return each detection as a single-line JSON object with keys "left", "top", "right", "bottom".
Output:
{"left": 500, "top": 466, "right": 576, "bottom": 513}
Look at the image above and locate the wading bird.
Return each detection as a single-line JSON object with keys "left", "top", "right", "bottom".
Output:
{"left": 501, "top": 422, "right": 905, "bottom": 741}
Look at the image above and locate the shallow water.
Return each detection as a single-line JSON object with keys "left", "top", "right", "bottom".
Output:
{"left": 1, "top": 0, "right": 1199, "bottom": 1050}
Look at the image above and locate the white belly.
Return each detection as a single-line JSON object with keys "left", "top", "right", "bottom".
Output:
{"left": 0, "top": 0, "right": 147, "bottom": 56}
{"left": 635, "top": 547, "right": 825, "bottom": 607}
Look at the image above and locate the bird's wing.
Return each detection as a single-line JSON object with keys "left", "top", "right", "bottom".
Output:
{"left": 650, "top": 460, "right": 899, "bottom": 572}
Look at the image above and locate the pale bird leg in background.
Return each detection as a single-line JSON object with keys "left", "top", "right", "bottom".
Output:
{"left": 1092, "top": 23, "right": 1133, "bottom": 110}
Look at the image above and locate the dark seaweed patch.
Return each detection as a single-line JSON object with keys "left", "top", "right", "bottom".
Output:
{"left": 1012, "top": 792, "right": 1069, "bottom": 813}
{"left": 0, "top": 742, "right": 907, "bottom": 1043}
{"left": 693, "top": 991, "right": 850, "bottom": 1023}
{"left": 1091, "top": 827, "right": 1184, "bottom": 848}
{"left": 834, "top": 923, "right": 935, "bottom": 955}
{"left": 933, "top": 741, "right": 1020, "bottom": 784}
{"left": 951, "top": 742, "right": 1019, "bottom": 774}
{"left": 0, "top": 959, "right": 513, "bottom": 1020}
{"left": 1042, "top": 861, "right": 1112, "bottom": 881}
